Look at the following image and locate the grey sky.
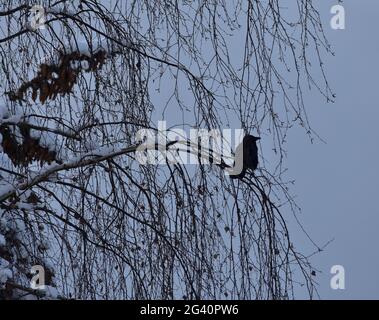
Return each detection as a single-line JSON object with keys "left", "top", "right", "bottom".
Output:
{"left": 146, "top": 0, "right": 379, "bottom": 299}
{"left": 287, "top": 0, "right": 379, "bottom": 299}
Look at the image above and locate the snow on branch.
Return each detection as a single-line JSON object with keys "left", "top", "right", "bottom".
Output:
{"left": 0, "top": 144, "right": 139, "bottom": 203}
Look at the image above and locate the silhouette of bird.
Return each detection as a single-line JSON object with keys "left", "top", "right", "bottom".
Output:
{"left": 229, "top": 135, "right": 260, "bottom": 179}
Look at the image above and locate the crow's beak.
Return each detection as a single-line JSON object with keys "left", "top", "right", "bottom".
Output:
{"left": 256, "top": 137, "right": 261, "bottom": 140}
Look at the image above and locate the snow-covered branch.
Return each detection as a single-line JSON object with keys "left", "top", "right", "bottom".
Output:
{"left": 0, "top": 144, "right": 139, "bottom": 203}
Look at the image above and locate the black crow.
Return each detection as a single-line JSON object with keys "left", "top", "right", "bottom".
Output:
{"left": 229, "top": 135, "right": 260, "bottom": 179}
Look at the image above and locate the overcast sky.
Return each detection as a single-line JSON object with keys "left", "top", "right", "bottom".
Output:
{"left": 286, "top": 0, "right": 379, "bottom": 299}
{"left": 147, "top": 0, "right": 379, "bottom": 299}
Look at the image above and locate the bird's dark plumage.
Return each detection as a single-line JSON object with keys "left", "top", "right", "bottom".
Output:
{"left": 229, "top": 135, "right": 260, "bottom": 179}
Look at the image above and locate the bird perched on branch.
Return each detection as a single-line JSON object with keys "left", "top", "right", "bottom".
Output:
{"left": 229, "top": 134, "right": 260, "bottom": 180}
